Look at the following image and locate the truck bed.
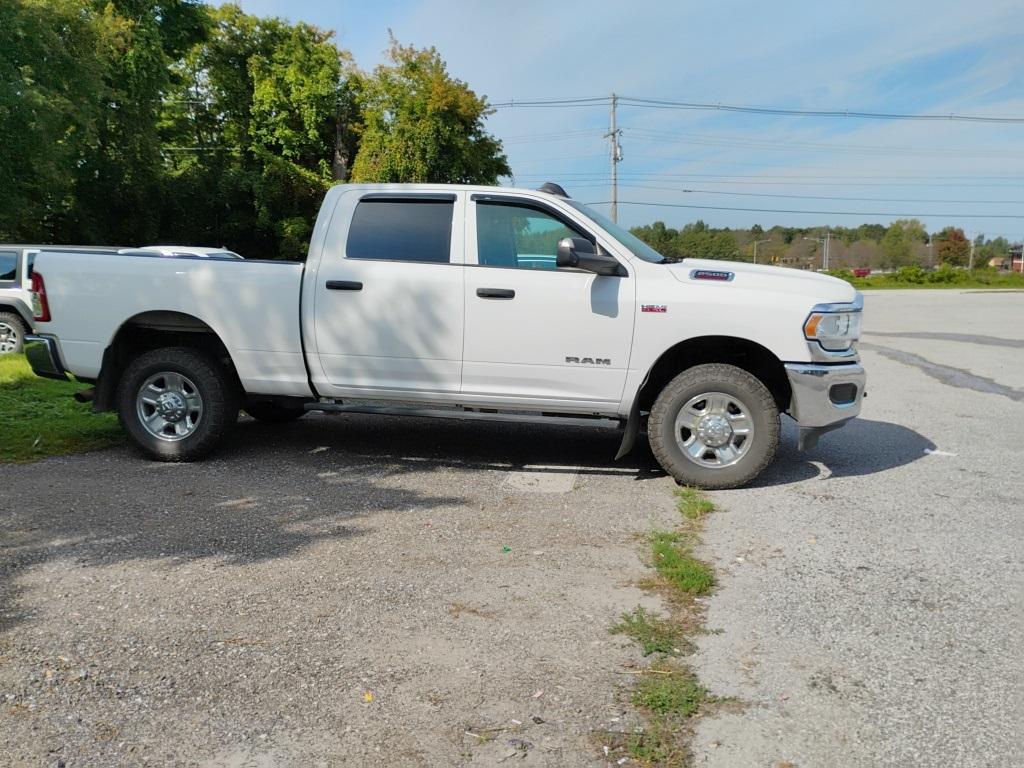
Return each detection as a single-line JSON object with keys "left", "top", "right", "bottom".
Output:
{"left": 33, "top": 250, "right": 311, "bottom": 397}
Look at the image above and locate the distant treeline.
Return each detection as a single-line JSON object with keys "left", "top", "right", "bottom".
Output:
{"left": 629, "top": 219, "right": 1020, "bottom": 270}
{"left": 1, "top": 1, "right": 508, "bottom": 258}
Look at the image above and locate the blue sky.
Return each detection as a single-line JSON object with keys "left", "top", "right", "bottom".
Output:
{"left": 232, "top": 0, "right": 1024, "bottom": 236}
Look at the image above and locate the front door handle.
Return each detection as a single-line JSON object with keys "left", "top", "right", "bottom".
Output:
{"left": 326, "top": 280, "right": 363, "bottom": 291}
{"left": 476, "top": 288, "right": 515, "bottom": 299}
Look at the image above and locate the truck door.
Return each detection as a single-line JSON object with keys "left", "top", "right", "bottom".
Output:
{"left": 310, "top": 192, "right": 465, "bottom": 398}
{"left": 462, "top": 196, "right": 635, "bottom": 410}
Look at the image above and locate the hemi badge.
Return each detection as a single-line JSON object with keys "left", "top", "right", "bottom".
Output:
{"left": 690, "top": 269, "right": 734, "bottom": 282}
{"left": 642, "top": 304, "right": 667, "bottom": 313}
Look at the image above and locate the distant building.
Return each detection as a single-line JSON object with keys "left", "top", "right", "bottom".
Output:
{"left": 990, "top": 244, "right": 1023, "bottom": 272}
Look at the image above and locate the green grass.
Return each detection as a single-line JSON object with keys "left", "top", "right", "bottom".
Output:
{"left": 650, "top": 531, "right": 715, "bottom": 596}
{"left": 830, "top": 265, "right": 1024, "bottom": 291}
{"left": 632, "top": 663, "right": 707, "bottom": 717}
{"left": 601, "top": 488, "right": 719, "bottom": 766}
{"left": 0, "top": 355, "right": 122, "bottom": 462}
{"left": 610, "top": 607, "right": 688, "bottom": 657}
{"left": 675, "top": 486, "right": 714, "bottom": 520}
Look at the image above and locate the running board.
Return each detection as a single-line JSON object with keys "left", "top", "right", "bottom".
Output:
{"left": 307, "top": 402, "right": 622, "bottom": 430}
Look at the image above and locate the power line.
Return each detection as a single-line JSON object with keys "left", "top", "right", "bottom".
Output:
{"left": 511, "top": 172, "right": 1024, "bottom": 188}
{"left": 605, "top": 183, "right": 1024, "bottom": 205}
{"left": 582, "top": 200, "right": 1024, "bottom": 219}
{"left": 511, "top": 170, "right": 1024, "bottom": 180}
{"left": 492, "top": 95, "right": 1024, "bottom": 124}
{"left": 622, "top": 128, "right": 1024, "bottom": 159}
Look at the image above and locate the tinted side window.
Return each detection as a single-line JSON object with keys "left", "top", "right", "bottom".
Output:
{"left": 0, "top": 251, "right": 17, "bottom": 282}
{"left": 346, "top": 199, "right": 453, "bottom": 263}
{"left": 476, "top": 203, "right": 584, "bottom": 270}
{"left": 26, "top": 252, "right": 36, "bottom": 279}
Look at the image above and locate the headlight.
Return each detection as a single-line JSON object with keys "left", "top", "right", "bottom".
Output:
{"left": 803, "top": 294, "right": 863, "bottom": 352}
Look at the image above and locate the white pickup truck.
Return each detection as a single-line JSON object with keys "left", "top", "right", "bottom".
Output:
{"left": 25, "top": 183, "right": 865, "bottom": 488}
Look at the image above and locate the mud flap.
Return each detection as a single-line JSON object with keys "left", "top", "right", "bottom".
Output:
{"left": 615, "top": 399, "right": 642, "bottom": 460}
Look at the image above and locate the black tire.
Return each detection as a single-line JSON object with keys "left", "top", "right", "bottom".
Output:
{"left": 117, "top": 346, "right": 239, "bottom": 461}
{"left": 648, "top": 363, "right": 779, "bottom": 490}
{"left": 0, "top": 312, "right": 26, "bottom": 355}
{"left": 244, "top": 400, "right": 307, "bottom": 423}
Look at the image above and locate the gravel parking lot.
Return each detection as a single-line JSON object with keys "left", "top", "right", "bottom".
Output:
{"left": 1, "top": 414, "right": 679, "bottom": 766}
{"left": 2, "top": 289, "right": 1022, "bottom": 767}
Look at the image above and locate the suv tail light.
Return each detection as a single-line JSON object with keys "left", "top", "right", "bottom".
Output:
{"left": 31, "top": 271, "right": 51, "bottom": 322}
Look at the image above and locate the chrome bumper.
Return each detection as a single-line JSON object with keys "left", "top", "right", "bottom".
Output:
{"left": 784, "top": 361, "right": 866, "bottom": 450}
{"left": 25, "top": 334, "right": 69, "bottom": 381}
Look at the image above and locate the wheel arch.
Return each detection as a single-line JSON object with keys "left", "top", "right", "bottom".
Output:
{"left": 0, "top": 302, "right": 33, "bottom": 329}
{"left": 94, "top": 311, "right": 240, "bottom": 412}
{"left": 636, "top": 335, "right": 792, "bottom": 414}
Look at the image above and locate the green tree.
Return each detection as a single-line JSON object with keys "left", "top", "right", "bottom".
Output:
{"left": 161, "top": 5, "right": 359, "bottom": 258}
{"left": 351, "top": 36, "right": 510, "bottom": 184}
{"left": 629, "top": 221, "right": 680, "bottom": 259}
{"left": 974, "top": 236, "right": 1010, "bottom": 268}
{"left": 0, "top": 0, "right": 105, "bottom": 240}
{"left": 61, "top": 0, "right": 209, "bottom": 245}
{"left": 879, "top": 219, "right": 926, "bottom": 269}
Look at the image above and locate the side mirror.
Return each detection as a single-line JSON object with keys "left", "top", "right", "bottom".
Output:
{"left": 556, "top": 237, "right": 624, "bottom": 276}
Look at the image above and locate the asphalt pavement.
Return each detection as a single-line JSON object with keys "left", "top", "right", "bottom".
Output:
{"left": 691, "top": 289, "right": 1024, "bottom": 768}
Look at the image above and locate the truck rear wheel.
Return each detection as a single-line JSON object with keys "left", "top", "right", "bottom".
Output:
{"left": 0, "top": 312, "right": 26, "bottom": 354}
{"left": 117, "top": 347, "right": 238, "bottom": 461}
{"left": 648, "top": 363, "right": 779, "bottom": 489}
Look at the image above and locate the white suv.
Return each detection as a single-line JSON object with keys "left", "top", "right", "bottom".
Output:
{"left": 0, "top": 245, "right": 38, "bottom": 354}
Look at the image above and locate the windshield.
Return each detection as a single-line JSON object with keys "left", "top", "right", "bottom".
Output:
{"left": 566, "top": 200, "right": 667, "bottom": 263}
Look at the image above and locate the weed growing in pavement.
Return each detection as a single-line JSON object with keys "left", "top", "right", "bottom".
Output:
{"left": 610, "top": 607, "right": 690, "bottom": 657}
{"left": 675, "top": 486, "right": 715, "bottom": 520}
{"left": 599, "top": 486, "right": 720, "bottom": 767}
{"left": 649, "top": 531, "right": 715, "bottom": 596}
{"left": 632, "top": 662, "right": 707, "bottom": 716}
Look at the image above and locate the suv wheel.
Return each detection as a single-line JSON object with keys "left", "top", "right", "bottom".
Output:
{"left": 0, "top": 312, "right": 26, "bottom": 354}
{"left": 117, "top": 347, "right": 238, "bottom": 461}
{"left": 648, "top": 363, "right": 779, "bottom": 489}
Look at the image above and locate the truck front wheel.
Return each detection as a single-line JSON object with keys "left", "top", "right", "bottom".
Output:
{"left": 648, "top": 363, "right": 779, "bottom": 489}
{"left": 117, "top": 347, "right": 238, "bottom": 461}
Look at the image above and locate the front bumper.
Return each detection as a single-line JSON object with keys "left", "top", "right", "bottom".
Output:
{"left": 25, "top": 334, "right": 70, "bottom": 381}
{"left": 784, "top": 361, "right": 866, "bottom": 450}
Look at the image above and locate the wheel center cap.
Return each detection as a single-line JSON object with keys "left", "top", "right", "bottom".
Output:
{"left": 157, "top": 392, "right": 186, "bottom": 422}
{"left": 696, "top": 414, "right": 732, "bottom": 447}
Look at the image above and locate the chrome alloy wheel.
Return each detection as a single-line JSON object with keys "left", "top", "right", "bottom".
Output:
{"left": 673, "top": 391, "right": 754, "bottom": 468}
{"left": 0, "top": 321, "right": 19, "bottom": 353}
{"left": 136, "top": 371, "right": 204, "bottom": 441}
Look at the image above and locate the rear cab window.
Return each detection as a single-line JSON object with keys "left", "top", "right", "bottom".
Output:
{"left": 346, "top": 197, "right": 455, "bottom": 263}
{"left": 0, "top": 250, "right": 17, "bottom": 284}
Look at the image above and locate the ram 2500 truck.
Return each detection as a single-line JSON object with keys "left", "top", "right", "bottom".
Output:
{"left": 25, "top": 183, "right": 865, "bottom": 489}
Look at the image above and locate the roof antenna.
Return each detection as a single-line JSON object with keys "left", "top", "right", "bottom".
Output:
{"left": 538, "top": 182, "right": 569, "bottom": 198}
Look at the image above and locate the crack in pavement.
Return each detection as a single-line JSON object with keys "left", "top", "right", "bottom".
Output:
{"left": 860, "top": 342, "right": 1024, "bottom": 402}
{"left": 863, "top": 331, "right": 1024, "bottom": 349}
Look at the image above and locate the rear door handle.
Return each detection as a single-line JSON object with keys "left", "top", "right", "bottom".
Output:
{"left": 476, "top": 288, "right": 515, "bottom": 299}
{"left": 326, "top": 280, "right": 363, "bottom": 291}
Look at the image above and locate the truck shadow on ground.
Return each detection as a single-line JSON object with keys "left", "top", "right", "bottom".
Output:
{"left": 0, "top": 414, "right": 931, "bottom": 633}
{"left": 225, "top": 412, "right": 934, "bottom": 487}
{"left": 745, "top": 417, "right": 936, "bottom": 487}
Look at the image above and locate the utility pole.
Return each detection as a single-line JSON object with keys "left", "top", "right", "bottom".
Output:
{"left": 605, "top": 93, "right": 622, "bottom": 222}
{"left": 968, "top": 232, "right": 976, "bottom": 270}
{"left": 752, "top": 238, "right": 771, "bottom": 264}
{"left": 803, "top": 232, "right": 832, "bottom": 271}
